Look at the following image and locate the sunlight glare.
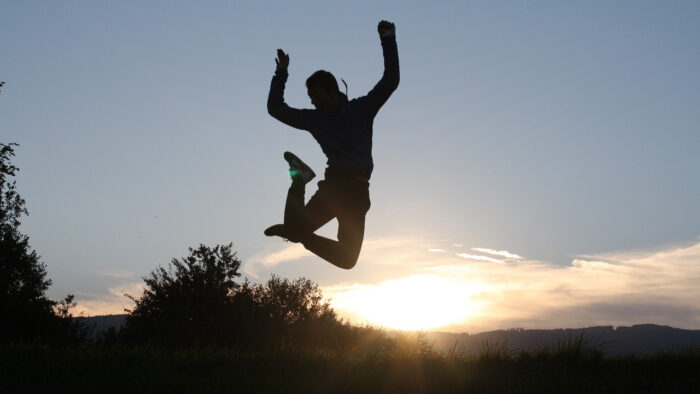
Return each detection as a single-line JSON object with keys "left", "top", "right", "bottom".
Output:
{"left": 328, "top": 275, "right": 488, "bottom": 331}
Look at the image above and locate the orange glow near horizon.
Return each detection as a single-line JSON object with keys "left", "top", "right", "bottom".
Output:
{"left": 326, "top": 274, "right": 489, "bottom": 331}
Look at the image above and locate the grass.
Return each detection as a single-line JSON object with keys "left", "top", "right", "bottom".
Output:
{"left": 2, "top": 334, "right": 699, "bottom": 393}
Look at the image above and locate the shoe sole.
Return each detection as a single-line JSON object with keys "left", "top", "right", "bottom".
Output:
{"left": 264, "top": 224, "right": 301, "bottom": 243}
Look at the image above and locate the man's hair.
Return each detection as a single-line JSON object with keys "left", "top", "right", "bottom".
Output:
{"left": 306, "top": 70, "right": 339, "bottom": 94}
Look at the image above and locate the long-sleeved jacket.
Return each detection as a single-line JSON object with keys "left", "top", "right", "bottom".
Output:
{"left": 267, "top": 33, "right": 399, "bottom": 180}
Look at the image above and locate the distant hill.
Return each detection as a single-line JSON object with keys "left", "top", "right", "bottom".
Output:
{"left": 423, "top": 324, "right": 700, "bottom": 356}
{"left": 75, "top": 314, "right": 127, "bottom": 338}
{"left": 75, "top": 316, "right": 700, "bottom": 355}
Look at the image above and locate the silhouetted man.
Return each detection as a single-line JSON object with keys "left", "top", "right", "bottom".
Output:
{"left": 265, "top": 20, "right": 399, "bottom": 270}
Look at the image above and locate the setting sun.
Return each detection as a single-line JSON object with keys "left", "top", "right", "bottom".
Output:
{"left": 326, "top": 275, "right": 488, "bottom": 331}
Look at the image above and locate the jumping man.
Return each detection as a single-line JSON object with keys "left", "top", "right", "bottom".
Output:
{"left": 265, "top": 20, "right": 399, "bottom": 269}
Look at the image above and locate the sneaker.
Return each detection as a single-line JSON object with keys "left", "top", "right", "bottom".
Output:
{"left": 283, "top": 151, "right": 315, "bottom": 185}
{"left": 264, "top": 224, "right": 302, "bottom": 243}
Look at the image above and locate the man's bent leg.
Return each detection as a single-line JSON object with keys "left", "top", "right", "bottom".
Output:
{"left": 301, "top": 181, "right": 370, "bottom": 269}
{"left": 302, "top": 211, "right": 366, "bottom": 269}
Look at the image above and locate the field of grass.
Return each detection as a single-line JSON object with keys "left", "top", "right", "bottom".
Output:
{"left": 2, "top": 337, "right": 699, "bottom": 394}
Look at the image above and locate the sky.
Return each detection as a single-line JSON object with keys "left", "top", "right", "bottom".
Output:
{"left": 2, "top": 1, "right": 699, "bottom": 332}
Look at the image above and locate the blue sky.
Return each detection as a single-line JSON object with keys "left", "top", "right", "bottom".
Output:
{"left": 2, "top": 1, "right": 699, "bottom": 331}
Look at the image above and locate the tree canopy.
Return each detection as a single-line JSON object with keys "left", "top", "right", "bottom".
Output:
{"left": 124, "top": 243, "right": 242, "bottom": 346}
{"left": 0, "top": 142, "right": 79, "bottom": 343}
{"left": 123, "top": 243, "right": 354, "bottom": 348}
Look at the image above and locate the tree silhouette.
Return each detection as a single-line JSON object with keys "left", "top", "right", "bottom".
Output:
{"left": 123, "top": 244, "right": 358, "bottom": 349}
{"left": 239, "top": 276, "right": 342, "bottom": 346}
{"left": 251, "top": 276, "right": 335, "bottom": 325}
{"left": 124, "top": 243, "right": 242, "bottom": 346}
{"left": 0, "top": 142, "right": 79, "bottom": 343}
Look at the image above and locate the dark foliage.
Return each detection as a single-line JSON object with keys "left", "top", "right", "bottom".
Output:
{"left": 122, "top": 244, "right": 359, "bottom": 349}
{"left": 233, "top": 275, "right": 355, "bottom": 349}
{"left": 3, "top": 343, "right": 699, "bottom": 394}
{"left": 0, "top": 143, "right": 82, "bottom": 344}
{"left": 123, "top": 243, "right": 242, "bottom": 347}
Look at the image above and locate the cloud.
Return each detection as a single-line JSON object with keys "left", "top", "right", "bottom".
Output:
{"left": 244, "top": 236, "right": 442, "bottom": 279}
{"left": 252, "top": 244, "right": 310, "bottom": 266}
{"left": 322, "top": 237, "right": 700, "bottom": 332}
{"left": 455, "top": 253, "right": 503, "bottom": 264}
{"left": 72, "top": 236, "right": 700, "bottom": 332}
{"left": 472, "top": 248, "right": 523, "bottom": 260}
{"left": 95, "top": 269, "right": 138, "bottom": 279}
{"left": 74, "top": 281, "right": 144, "bottom": 316}
{"left": 248, "top": 237, "right": 448, "bottom": 278}
{"left": 360, "top": 237, "right": 444, "bottom": 266}
{"left": 244, "top": 243, "right": 311, "bottom": 278}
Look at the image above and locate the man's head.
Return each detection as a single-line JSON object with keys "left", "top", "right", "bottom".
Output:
{"left": 306, "top": 70, "right": 340, "bottom": 112}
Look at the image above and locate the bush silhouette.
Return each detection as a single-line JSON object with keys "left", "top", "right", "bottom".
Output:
{"left": 122, "top": 243, "right": 361, "bottom": 349}
{"left": 234, "top": 275, "right": 350, "bottom": 348}
{"left": 123, "top": 243, "right": 242, "bottom": 347}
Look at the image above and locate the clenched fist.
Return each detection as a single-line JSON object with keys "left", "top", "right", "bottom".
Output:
{"left": 377, "top": 20, "right": 396, "bottom": 37}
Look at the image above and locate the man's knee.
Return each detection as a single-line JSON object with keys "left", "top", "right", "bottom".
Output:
{"left": 335, "top": 234, "right": 363, "bottom": 270}
{"left": 336, "top": 251, "right": 360, "bottom": 270}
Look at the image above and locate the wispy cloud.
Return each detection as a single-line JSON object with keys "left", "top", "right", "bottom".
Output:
{"left": 73, "top": 236, "right": 700, "bottom": 332}
{"left": 74, "top": 281, "right": 144, "bottom": 316}
{"left": 249, "top": 237, "right": 446, "bottom": 277}
{"left": 360, "top": 237, "right": 444, "bottom": 266}
{"left": 455, "top": 253, "right": 503, "bottom": 264}
{"left": 323, "top": 237, "right": 700, "bottom": 332}
{"left": 252, "top": 244, "right": 310, "bottom": 266}
{"left": 245, "top": 243, "right": 311, "bottom": 278}
{"left": 95, "top": 269, "right": 138, "bottom": 279}
{"left": 472, "top": 248, "right": 523, "bottom": 260}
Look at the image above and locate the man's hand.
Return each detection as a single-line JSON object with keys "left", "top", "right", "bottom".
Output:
{"left": 377, "top": 20, "right": 395, "bottom": 37}
{"left": 275, "top": 49, "right": 290, "bottom": 69}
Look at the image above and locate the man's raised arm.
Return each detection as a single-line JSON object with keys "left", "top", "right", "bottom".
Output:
{"left": 267, "top": 49, "right": 310, "bottom": 130}
{"left": 365, "top": 20, "right": 400, "bottom": 116}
